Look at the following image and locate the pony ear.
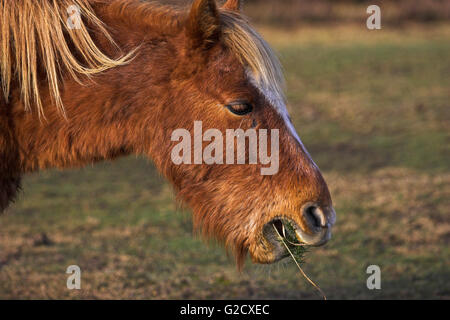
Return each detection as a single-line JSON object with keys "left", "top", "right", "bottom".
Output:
{"left": 222, "top": 0, "right": 242, "bottom": 12}
{"left": 186, "top": 0, "right": 221, "bottom": 48}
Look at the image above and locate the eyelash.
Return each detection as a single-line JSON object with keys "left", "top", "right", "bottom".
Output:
{"left": 225, "top": 101, "right": 253, "bottom": 116}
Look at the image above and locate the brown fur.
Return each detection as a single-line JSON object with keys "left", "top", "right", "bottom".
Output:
{"left": 0, "top": 0, "right": 333, "bottom": 269}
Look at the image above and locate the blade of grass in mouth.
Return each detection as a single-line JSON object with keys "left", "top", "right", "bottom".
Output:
{"left": 272, "top": 223, "right": 327, "bottom": 300}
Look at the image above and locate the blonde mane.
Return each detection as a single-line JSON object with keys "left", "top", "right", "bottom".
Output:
{"left": 0, "top": 0, "right": 131, "bottom": 118}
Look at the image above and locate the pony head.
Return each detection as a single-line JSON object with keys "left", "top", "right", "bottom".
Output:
{"left": 157, "top": 0, "right": 336, "bottom": 268}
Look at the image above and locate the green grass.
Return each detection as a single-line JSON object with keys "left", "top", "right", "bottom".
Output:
{"left": 280, "top": 38, "right": 450, "bottom": 173}
{"left": 0, "top": 24, "right": 449, "bottom": 299}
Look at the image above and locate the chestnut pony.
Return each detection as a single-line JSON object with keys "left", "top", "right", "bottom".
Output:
{"left": 0, "top": 0, "right": 336, "bottom": 268}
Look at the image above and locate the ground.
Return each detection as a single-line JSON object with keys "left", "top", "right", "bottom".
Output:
{"left": 0, "top": 23, "right": 449, "bottom": 299}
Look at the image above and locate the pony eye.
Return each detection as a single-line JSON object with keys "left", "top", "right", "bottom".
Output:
{"left": 225, "top": 101, "right": 253, "bottom": 116}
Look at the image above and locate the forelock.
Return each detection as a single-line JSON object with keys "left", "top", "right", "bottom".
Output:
{"left": 220, "top": 11, "right": 286, "bottom": 109}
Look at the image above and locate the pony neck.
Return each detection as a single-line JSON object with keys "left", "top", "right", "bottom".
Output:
{"left": 12, "top": 2, "right": 183, "bottom": 174}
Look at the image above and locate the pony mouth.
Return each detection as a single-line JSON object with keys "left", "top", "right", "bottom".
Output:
{"left": 272, "top": 219, "right": 288, "bottom": 236}
{"left": 262, "top": 214, "right": 332, "bottom": 263}
{"left": 262, "top": 217, "right": 307, "bottom": 261}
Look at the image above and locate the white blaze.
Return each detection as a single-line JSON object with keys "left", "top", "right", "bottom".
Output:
{"left": 247, "top": 70, "right": 320, "bottom": 172}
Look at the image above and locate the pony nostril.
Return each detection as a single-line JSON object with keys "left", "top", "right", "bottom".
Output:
{"left": 303, "top": 205, "right": 326, "bottom": 229}
{"left": 294, "top": 204, "right": 335, "bottom": 246}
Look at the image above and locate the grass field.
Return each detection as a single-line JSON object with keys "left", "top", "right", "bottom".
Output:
{"left": 0, "top": 23, "right": 449, "bottom": 299}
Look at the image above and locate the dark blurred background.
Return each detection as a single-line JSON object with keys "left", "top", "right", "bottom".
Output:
{"left": 166, "top": 0, "right": 450, "bottom": 25}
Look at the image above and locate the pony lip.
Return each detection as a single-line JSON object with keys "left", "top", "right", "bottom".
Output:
{"left": 295, "top": 227, "right": 331, "bottom": 247}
